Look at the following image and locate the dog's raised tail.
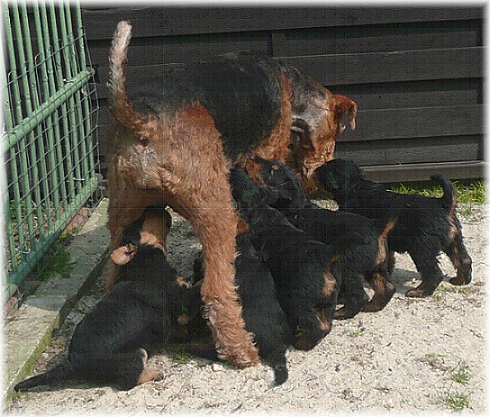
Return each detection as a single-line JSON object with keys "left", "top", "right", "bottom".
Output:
{"left": 372, "top": 216, "right": 398, "bottom": 266}
{"left": 107, "top": 21, "right": 158, "bottom": 140}
{"left": 431, "top": 174, "right": 457, "bottom": 213}
{"left": 14, "top": 360, "right": 75, "bottom": 391}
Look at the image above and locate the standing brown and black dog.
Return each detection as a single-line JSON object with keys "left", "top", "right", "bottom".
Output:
{"left": 106, "top": 20, "right": 357, "bottom": 368}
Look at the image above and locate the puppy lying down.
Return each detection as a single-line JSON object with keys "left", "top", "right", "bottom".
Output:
{"left": 14, "top": 207, "right": 195, "bottom": 391}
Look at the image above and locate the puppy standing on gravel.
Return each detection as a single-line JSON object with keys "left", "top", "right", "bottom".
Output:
{"left": 316, "top": 158, "right": 472, "bottom": 297}
{"left": 14, "top": 208, "right": 193, "bottom": 391}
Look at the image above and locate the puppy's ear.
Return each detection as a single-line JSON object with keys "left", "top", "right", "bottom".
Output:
{"left": 111, "top": 244, "right": 138, "bottom": 265}
{"left": 236, "top": 216, "right": 250, "bottom": 235}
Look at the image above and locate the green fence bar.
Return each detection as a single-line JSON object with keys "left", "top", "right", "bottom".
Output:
{"left": 1, "top": 0, "right": 99, "bottom": 306}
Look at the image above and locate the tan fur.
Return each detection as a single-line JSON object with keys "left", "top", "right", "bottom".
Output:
{"left": 135, "top": 349, "right": 163, "bottom": 385}
{"left": 286, "top": 84, "right": 357, "bottom": 192}
{"left": 364, "top": 272, "right": 396, "bottom": 313}
{"left": 376, "top": 218, "right": 397, "bottom": 266}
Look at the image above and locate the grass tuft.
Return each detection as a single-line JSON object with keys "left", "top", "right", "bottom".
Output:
{"left": 442, "top": 392, "right": 470, "bottom": 411}
{"left": 30, "top": 235, "right": 74, "bottom": 281}
{"left": 450, "top": 362, "right": 471, "bottom": 385}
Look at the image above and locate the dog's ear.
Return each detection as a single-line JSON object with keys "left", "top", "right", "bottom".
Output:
{"left": 111, "top": 243, "right": 138, "bottom": 265}
{"left": 333, "top": 94, "right": 357, "bottom": 133}
{"left": 236, "top": 216, "right": 250, "bottom": 235}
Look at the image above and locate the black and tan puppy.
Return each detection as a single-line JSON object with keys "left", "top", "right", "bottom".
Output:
{"left": 316, "top": 158, "right": 472, "bottom": 297}
{"left": 230, "top": 168, "right": 348, "bottom": 350}
{"left": 188, "top": 232, "right": 291, "bottom": 386}
{"left": 14, "top": 208, "right": 192, "bottom": 391}
{"left": 251, "top": 156, "right": 397, "bottom": 319}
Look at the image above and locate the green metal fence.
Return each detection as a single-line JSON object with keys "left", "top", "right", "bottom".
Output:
{"left": 1, "top": 1, "right": 99, "bottom": 306}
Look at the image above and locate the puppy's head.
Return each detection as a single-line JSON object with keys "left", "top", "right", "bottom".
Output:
{"left": 229, "top": 167, "right": 278, "bottom": 211}
{"left": 293, "top": 316, "right": 330, "bottom": 351}
{"left": 292, "top": 266, "right": 338, "bottom": 350}
{"left": 314, "top": 158, "right": 365, "bottom": 196}
{"left": 257, "top": 159, "right": 305, "bottom": 200}
{"left": 250, "top": 156, "right": 306, "bottom": 208}
{"left": 167, "top": 277, "right": 207, "bottom": 341}
{"left": 111, "top": 206, "right": 172, "bottom": 266}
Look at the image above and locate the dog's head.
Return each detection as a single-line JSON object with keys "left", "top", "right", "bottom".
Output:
{"left": 248, "top": 156, "right": 307, "bottom": 209}
{"left": 272, "top": 240, "right": 339, "bottom": 351}
{"left": 286, "top": 76, "right": 357, "bottom": 186}
{"left": 314, "top": 158, "right": 366, "bottom": 199}
{"left": 167, "top": 277, "right": 207, "bottom": 343}
{"left": 229, "top": 167, "right": 279, "bottom": 212}
{"left": 111, "top": 206, "right": 172, "bottom": 266}
{"left": 292, "top": 255, "right": 339, "bottom": 351}
{"left": 293, "top": 313, "right": 331, "bottom": 351}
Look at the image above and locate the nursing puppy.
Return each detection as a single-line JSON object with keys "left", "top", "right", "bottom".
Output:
{"left": 251, "top": 156, "right": 397, "bottom": 318}
{"left": 189, "top": 232, "right": 291, "bottom": 386}
{"left": 229, "top": 168, "right": 348, "bottom": 350}
{"left": 14, "top": 208, "right": 191, "bottom": 391}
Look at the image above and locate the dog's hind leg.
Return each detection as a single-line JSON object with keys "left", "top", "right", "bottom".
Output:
{"left": 405, "top": 242, "right": 445, "bottom": 297}
{"left": 135, "top": 349, "right": 164, "bottom": 386}
{"left": 445, "top": 235, "right": 473, "bottom": 286}
{"left": 106, "top": 139, "right": 165, "bottom": 289}
{"left": 363, "top": 269, "right": 396, "bottom": 312}
{"left": 267, "top": 348, "right": 289, "bottom": 386}
{"left": 334, "top": 274, "right": 369, "bottom": 320}
{"left": 106, "top": 192, "right": 161, "bottom": 290}
{"left": 107, "top": 349, "right": 162, "bottom": 391}
{"left": 164, "top": 105, "right": 259, "bottom": 368}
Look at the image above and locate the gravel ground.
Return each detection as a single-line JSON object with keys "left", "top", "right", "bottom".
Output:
{"left": 5, "top": 203, "right": 487, "bottom": 415}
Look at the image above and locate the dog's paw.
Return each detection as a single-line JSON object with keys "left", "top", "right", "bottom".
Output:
{"left": 405, "top": 288, "right": 430, "bottom": 298}
{"left": 137, "top": 368, "right": 164, "bottom": 385}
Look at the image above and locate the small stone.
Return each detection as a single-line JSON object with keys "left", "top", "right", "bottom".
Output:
{"left": 211, "top": 363, "right": 225, "bottom": 372}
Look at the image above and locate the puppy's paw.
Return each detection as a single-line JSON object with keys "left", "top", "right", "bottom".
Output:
{"left": 137, "top": 368, "right": 164, "bottom": 384}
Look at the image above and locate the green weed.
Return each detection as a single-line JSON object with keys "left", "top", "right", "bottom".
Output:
{"left": 30, "top": 235, "right": 74, "bottom": 281}
{"left": 450, "top": 362, "right": 471, "bottom": 385}
{"left": 165, "top": 344, "right": 193, "bottom": 364}
{"left": 442, "top": 392, "right": 470, "bottom": 411}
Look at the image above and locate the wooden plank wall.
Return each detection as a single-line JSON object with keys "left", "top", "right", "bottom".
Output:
{"left": 81, "top": 6, "right": 485, "bottom": 182}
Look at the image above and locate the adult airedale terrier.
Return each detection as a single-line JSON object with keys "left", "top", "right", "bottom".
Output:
{"left": 106, "top": 21, "right": 356, "bottom": 368}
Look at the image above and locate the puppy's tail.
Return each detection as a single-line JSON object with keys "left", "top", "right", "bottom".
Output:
{"left": 374, "top": 216, "right": 398, "bottom": 265}
{"left": 107, "top": 21, "right": 158, "bottom": 140}
{"left": 431, "top": 174, "right": 458, "bottom": 214}
{"left": 14, "top": 360, "right": 75, "bottom": 391}
{"left": 374, "top": 216, "right": 398, "bottom": 239}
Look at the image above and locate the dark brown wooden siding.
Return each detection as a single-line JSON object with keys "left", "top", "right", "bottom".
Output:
{"left": 82, "top": 6, "right": 485, "bottom": 182}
